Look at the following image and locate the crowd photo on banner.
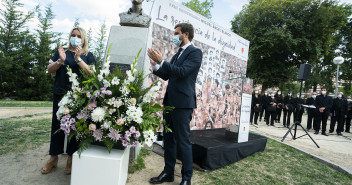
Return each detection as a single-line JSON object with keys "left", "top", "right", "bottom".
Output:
{"left": 149, "top": 23, "right": 250, "bottom": 130}
{"left": 250, "top": 86, "right": 352, "bottom": 136}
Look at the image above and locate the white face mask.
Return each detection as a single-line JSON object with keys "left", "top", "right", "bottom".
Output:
{"left": 338, "top": 94, "right": 342, "bottom": 98}
{"left": 278, "top": 92, "right": 281, "bottom": 95}
{"left": 297, "top": 94, "right": 300, "bottom": 98}
{"left": 255, "top": 91, "right": 258, "bottom": 94}
{"left": 312, "top": 95, "right": 316, "bottom": 99}
{"left": 347, "top": 99, "right": 352, "bottom": 102}
{"left": 322, "top": 91, "right": 326, "bottom": 95}
{"left": 265, "top": 93, "right": 268, "bottom": 95}
{"left": 288, "top": 93, "right": 292, "bottom": 96}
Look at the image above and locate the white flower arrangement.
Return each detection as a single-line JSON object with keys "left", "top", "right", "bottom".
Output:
{"left": 57, "top": 48, "right": 172, "bottom": 154}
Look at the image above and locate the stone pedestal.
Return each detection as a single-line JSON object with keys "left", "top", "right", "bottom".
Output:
{"left": 71, "top": 145, "right": 130, "bottom": 185}
{"left": 105, "top": 26, "right": 150, "bottom": 73}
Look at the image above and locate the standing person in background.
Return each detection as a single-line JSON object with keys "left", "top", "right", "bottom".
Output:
{"left": 329, "top": 92, "right": 347, "bottom": 136}
{"left": 283, "top": 91, "right": 294, "bottom": 128}
{"left": 260, "top": 90, "right": 269, "bottom": 122}
{"left": 275, "top": 90, "right": 284, "bottom": 123}
{"left": 345, "top": 96, "right": 352, "bottom": 133}
{"left": 250, "top": 89, "right": 261, "bottom": 125}
{"left": 42, "top": 27, "right": 96, "bottom": 175}
{"left": 306, "top": 92, "right": 317, "bottom": 131}
{"left": 293, "top": 93, "right": 304, "bottom": 123}
{"left": 266, "top": 93, "right": 277, "bottom": 126}
{"left": 314, "top": 87, "right": 333, "bottom": 136}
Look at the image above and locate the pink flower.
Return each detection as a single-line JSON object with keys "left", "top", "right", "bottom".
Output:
{"left": 64, "top": 108, "right": 70, "bottom": 115}
{"left": 117, "top": 118, "right": 124, "bottom": 125}
{"left": 88, "top": 100, "right": 97, "bottom": 110}
{"left": 89, "top": 124, "right": 96, "bottom": 131}
{"left": 130, "top": 98, "right": 136, "bottom": 105}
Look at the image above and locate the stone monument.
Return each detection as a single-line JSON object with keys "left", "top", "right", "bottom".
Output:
{"left": 119, "top": 0, "right": 151, "bottom": 28}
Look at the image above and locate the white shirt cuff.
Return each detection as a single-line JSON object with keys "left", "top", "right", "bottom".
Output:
{"left": 152, "top": 60, "right": 164, "bottom": 71}
{"left": 152, "top": 64, "right": 160, "bottom": 71}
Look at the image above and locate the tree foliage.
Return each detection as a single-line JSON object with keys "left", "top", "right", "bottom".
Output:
{"left": 0, "top": 0, "right": 109, "bottom": 100}
{"left": 32, "top": 4, "right": 62, "bottom": 100}
{"left": 93, "top": 21, "right": 107, "bottom": 69}
{"left": 231, "top": 0, "right": 350, "bottom": 93}
{"left": 182, "top": 0, "right": 214, "bottom": 19}
{"left": 0, "top": 0, "right": 38, "bottom": 99}
{"left": 338, "top": 7, "right": 352, "bottom": 95}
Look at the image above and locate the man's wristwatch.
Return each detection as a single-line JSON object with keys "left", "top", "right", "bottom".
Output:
{"left": 76, "top": 57, "right": 82, "bottom": 64}
{"left": 56, "top": 59, "right": 63, "bottom": 65}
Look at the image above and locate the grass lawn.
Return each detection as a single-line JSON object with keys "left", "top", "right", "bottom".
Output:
{"left": 0, "top": 115, "right": 52, "bottom": 155}
{"left": 195, "top": 139, "right": 352, "bottom": 185}
{"left": 0, "top": 100, "right": 52, "bottom": 107}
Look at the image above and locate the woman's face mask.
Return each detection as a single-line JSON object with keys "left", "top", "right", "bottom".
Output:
{"left": 278, "top": 92, "right": 281, "bottom": 95}
{"left": 70, "top": 37, "right": 82, "bottom": 47}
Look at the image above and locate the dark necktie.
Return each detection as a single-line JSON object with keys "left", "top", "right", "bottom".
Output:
{"left": 171, "top": 48, "right": 183, "bottom": 64}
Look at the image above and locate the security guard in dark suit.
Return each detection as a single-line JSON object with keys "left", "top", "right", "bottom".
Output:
{"left": 283, "top": 92, "right": 294, "bottom": 128}
{"left": 260, "top": 90, "right": 269, "bottom": 122}
{"left": 250, "top": 90, "right": 262, "bottom": 125}
{"left": 275, "top": 90, "right": 284, "bottom": 123}
{"left": 329, "top": 92, "right": 347, "bottom": 136}
{"left": 314, "top": 87, "right": 333, "bottom": 136}
{"left": 345, "top": 96, "right": 352, "bottom": 133}
{"left": 266, "top": 93, "right": 277, "bottom": 126}
{"left": 306, "top": 92, "right": 317, "bottom": 131}
{"left": 293, "top": 93, "right": 304, "bottom": 123}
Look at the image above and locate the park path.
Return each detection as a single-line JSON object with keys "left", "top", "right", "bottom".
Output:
{"left": 0, "top": 107, "right": 52, "bottom": 119}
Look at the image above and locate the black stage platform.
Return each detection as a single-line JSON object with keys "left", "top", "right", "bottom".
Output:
{"left": 190, "top": 128, "right": 267, "bottom": 171}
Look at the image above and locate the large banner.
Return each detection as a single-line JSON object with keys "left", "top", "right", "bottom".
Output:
{"left": 148, "top": 0, "right": 250, "bottom": 130}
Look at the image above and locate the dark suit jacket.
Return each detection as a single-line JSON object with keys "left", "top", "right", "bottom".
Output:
{"left": 261, "top": 95, "right": 269, "bottom": 108}
{"left": 315, "top": 95, "right": 333, "bottom": 114}
{"left": 284, "top": 95, "right": 294, "bottom": 111}
{"left": 153, "top": 44, "right": 202, "bottom": 108}
{"left": 331, "top": 98, "right": 347, "bottom": 115}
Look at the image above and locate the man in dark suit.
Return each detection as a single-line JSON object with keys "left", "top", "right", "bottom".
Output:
{"left": 306, "top": 92, "right": 317, "bottom": 131}
{"left": 345, "top": 96, "right": 352, "bottom": 133}
{"left": 329, "top": 92, "right": 347, "bottom": 136}
{"left": 314, "top": 87, "right": 333, "bottom": 136}
{"left": 293, "top": 93, "right": 304, "bottom": 123}
{"left": 259, "top": 90, "right": 269, "bottom": 122}
{"left": 147, "top": 23, "right": 202, "bottom": 185}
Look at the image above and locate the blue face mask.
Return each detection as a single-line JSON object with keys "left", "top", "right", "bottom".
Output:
{"left": 70, "top": 37, "right": 82, "bottom": 47}
{"left": 173, "top": 35, "right": 183, "bottom": 47}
